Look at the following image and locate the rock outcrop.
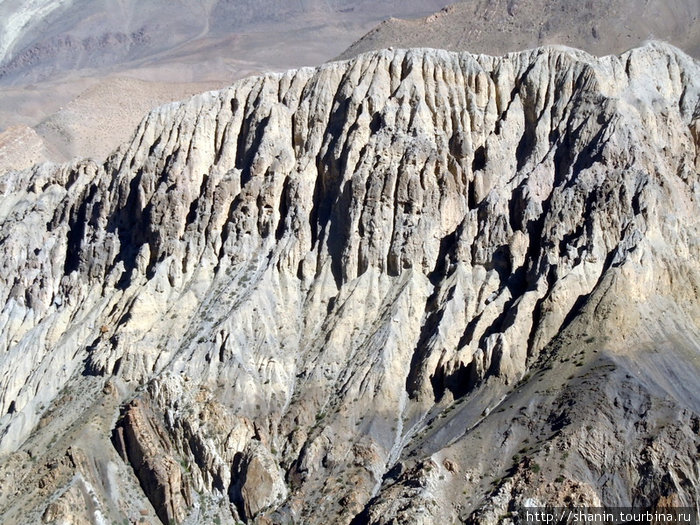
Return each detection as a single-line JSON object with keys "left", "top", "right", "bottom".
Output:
{"left": 0, "top": 42, "right": 697, "bottom": 524}
{"left": 230, "top": 440, "right": 289, "bottom": 520}
{"left": 113, "top": 398, "right": 193, "bottom": 524}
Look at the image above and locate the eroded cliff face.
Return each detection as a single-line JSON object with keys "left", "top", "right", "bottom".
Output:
{"left": 0, "top": 42, "right": 698, "bottom": 524}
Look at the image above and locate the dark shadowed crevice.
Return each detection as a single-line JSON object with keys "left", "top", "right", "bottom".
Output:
{"left": 275, "top": 176, "right": 292, "bottom": 241}
{"left": 309, "top": 96, "right": 353, "bottom": 252}
{"left": 63, "top": 188, "right": 92, "bottom": 275}
{"left": 435, "top": 358, "right": 479, "bottom": 401}
{"left": 428, "top": 226, "right": 459, "bottom": 285}
{"left": 349, "top": 502, "right": 372, "bottom": 525}
{"left": 327, "top": 182, "right": 354, "bottom": 287}
{"left": 369, "top": 112, "right": 383, "bottom": 133}
{"left": 524, "top": 263, "right": 559, "bottom": 358}
{"left": 558, "top": 247, "right": 618, "bottom": 333}
{"left": 237, "top": 114, "right": 271, "bottom": 187}
{"left": 404, "top": 225, "right": 462, "bottom": 397}
{"left": 185, "top": 174, "right": 208, "bottom": 226}
{"left": 405, "top": 300, "right": 447, "bottom": 399}
{"left": 472, "top": 145, "right": 487, "bottom": 172}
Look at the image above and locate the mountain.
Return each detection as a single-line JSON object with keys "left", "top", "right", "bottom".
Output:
{"left": 0, "top": 41, "right": 698, "bottom": 524}
{"left": 339, "top": 0, "right": 700, "bottom": 61}
{"left": 0, "top": 0, "right": 449, "bottom": 85}
{"left": 0, "top": 0, "right": 448, "bottom": 177}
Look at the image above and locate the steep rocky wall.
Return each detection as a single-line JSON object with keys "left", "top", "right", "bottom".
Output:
{"left": 0, "top": 42, "right": 698, "bottom": 523}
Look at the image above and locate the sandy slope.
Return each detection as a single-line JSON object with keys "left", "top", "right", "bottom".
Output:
{"left": 0, "top": 0, "right": 447, "bottom": 170}
{"left": 339, "top": 0, "right": 700, "bottom": 60}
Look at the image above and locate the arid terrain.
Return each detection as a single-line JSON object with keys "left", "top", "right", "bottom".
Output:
{"left": 0, "top": 0, "right": 447, "bottom": 170}
{"left": 340, "top": 0, "right": 700, "bottom": 60}
{"left": 0, "top": 2, "right": 698, "bottom": 525}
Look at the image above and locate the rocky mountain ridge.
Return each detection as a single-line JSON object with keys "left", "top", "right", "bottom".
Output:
{"left": 0, "top": 41, "right": 698, "bottom": 524}
{"left": 339, "top": 0, "right": 700, "bottom": 61}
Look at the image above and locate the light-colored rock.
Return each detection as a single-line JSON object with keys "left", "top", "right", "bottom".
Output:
{"left": 0, "top": 42, "right": 697, "bottom": 523}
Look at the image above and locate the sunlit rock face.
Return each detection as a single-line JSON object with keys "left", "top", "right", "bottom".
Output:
{"left": 0, "top": 42, "right": 698, "bottom": 524}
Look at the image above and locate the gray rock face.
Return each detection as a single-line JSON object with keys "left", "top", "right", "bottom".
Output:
{"left": 0, "top": 42, "right": 698, "bottom": 524}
